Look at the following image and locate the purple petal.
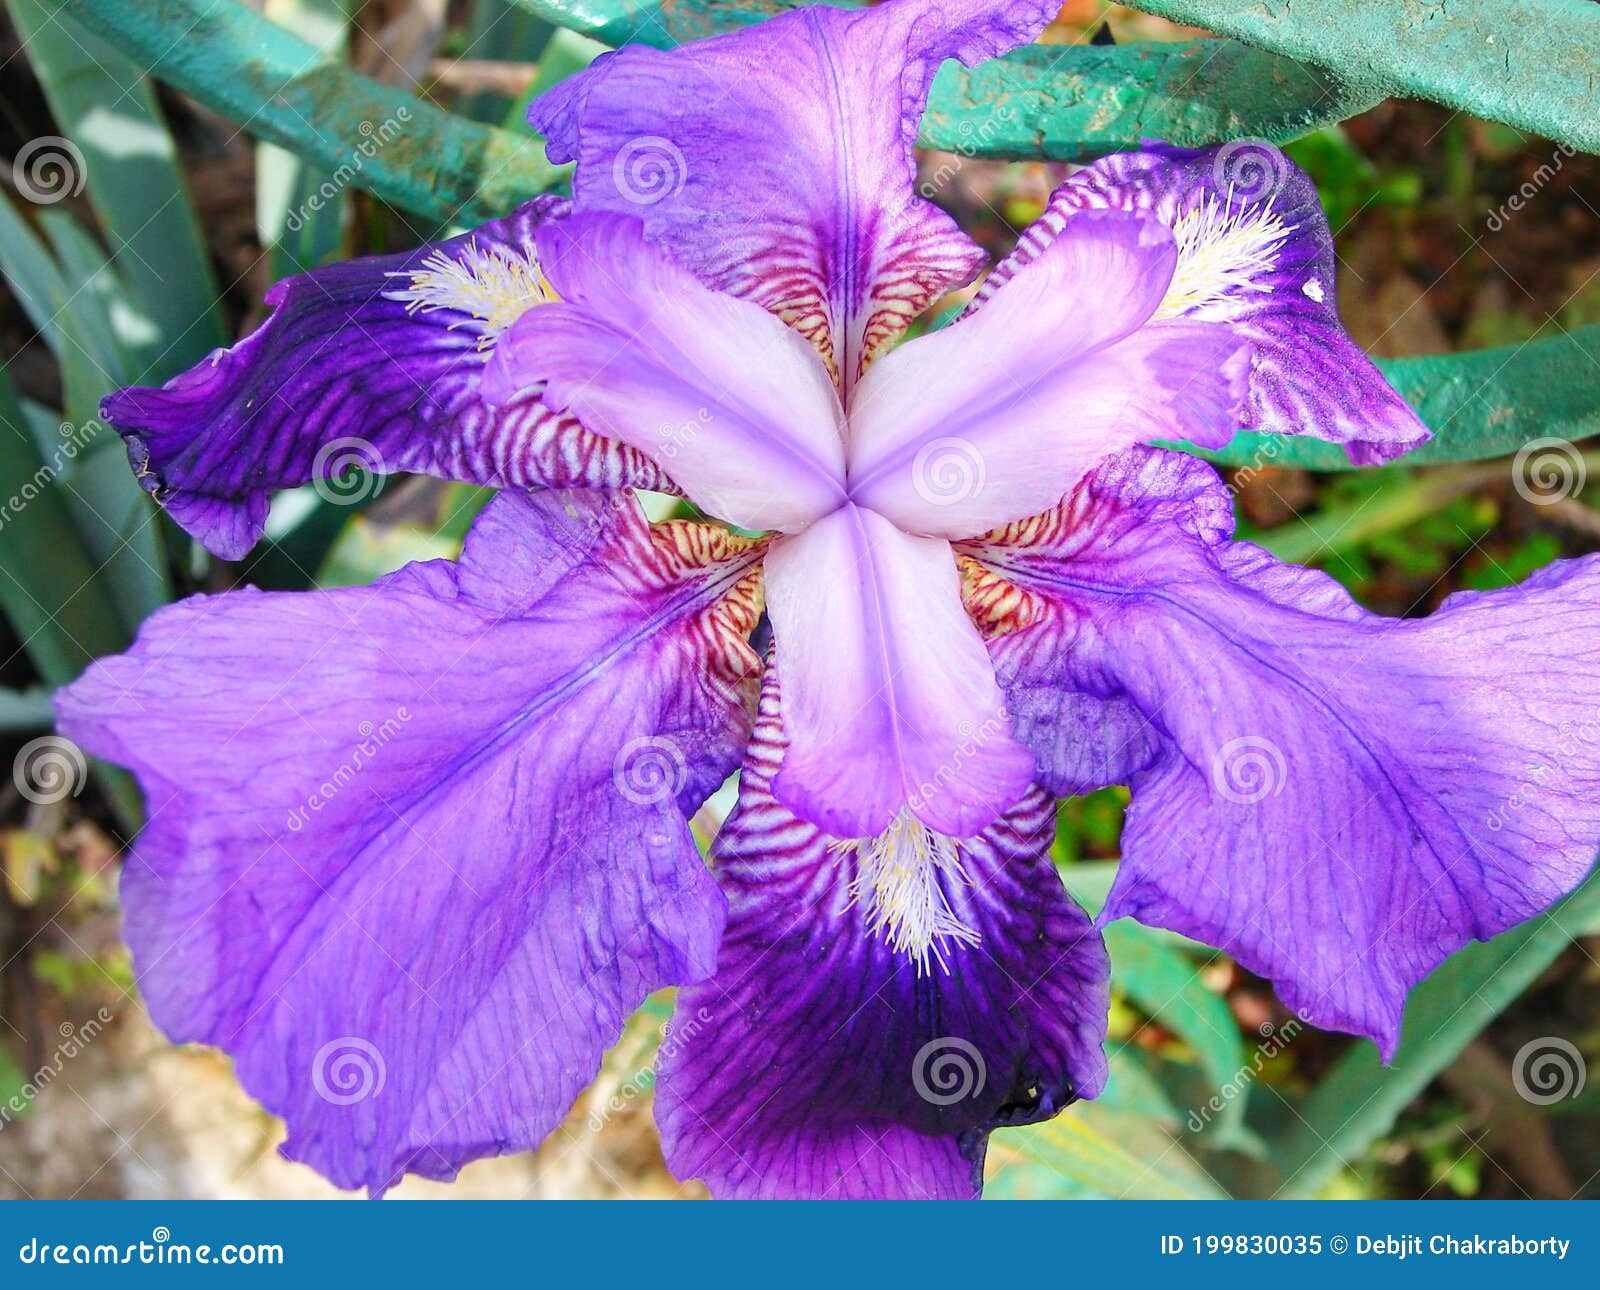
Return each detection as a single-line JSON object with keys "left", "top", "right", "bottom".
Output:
{"left": 972, "top": 141, "right": 1430, "bottom": 463}
{"left": 848, "top": 210, "right": 1250, "bottom": 539}
{"left": 103, "top": 197, "right": 669, "bottom": 560}
{"left": 764, "top": 503, "right": 1034, "bottom": 839}
{"left": 484, "top": 213, "right": 846, "bottom": 533}
{"left": 532, "top": 0, "right": 1056, "bottom": 391}
{"left": 56, "top": 491, "right": 764, "bottom": 1191}
{"left": 966, "top": 447, "right": 1600, "bottom": 1054}
{"left": 655, "top": 675, "right": 1109, "bottom": 1199}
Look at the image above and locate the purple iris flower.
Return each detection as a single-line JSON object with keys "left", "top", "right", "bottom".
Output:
{"left": 56, "top": 0, "right": 1600, "bottom": 1199}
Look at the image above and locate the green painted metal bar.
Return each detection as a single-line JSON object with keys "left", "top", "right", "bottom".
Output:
{"left": 1198, "top": 324, "right": 1600, "bottom": 470}
{"left": 1125, "top": 0, "right": 1600, "bottom": 155}
{"left": 511, "top": 0, "right": 1381, "bottom": 157}
{"left": 53, "top": 0, "right": 562, "bottom": 226}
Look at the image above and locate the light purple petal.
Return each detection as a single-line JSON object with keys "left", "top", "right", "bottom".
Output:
{"left": 56, "top": 492, "right": 764, "bottom": 1191}
{"left": 848, "top": 210, "right": 1249, "bottom": 539}
{"left": 101, "top": 198, "right": 670, "bottom": 560}
{"left": 532, "top": 0, "right": 1056, "bottom": 391}
{"left": 971, "top": 142, "right": 1430, "bottom": 463}
{"left": 965, "top": 447, "right": 1600, "bottom": 1054}
{"left": 485, "top": 213, "right": 846, "bottom": 533}
{"left": 655, "top": 674, "right": 1109, "bottom": 1199}
{"left": 764, "top": 502, "right": 1034, "bottom": 839}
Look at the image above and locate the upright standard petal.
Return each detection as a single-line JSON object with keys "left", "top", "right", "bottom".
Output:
{"left": 970, "top": 142, "right": 1430, "bottom": 463}
{"left": 101, "top": 197, "right": 670, "bottom": 560}
{"left": 966, "top": 448, "right": 1600, "bottom": 1054}
{"left": 485, "top": 214, "right": 846, "bottom": 533}
{"left": 56, "top": 491, "right": 763, "bottom": 1191}
{"left": 532, "top": 0, "right": 1057, "bottom": 389}
{"left": 764, "top": 503, "right": 1034, "bottom": 839}
{"left": 847, "top": 210, "right": 1249, "bottom": 539}
{"left": 655, "top": 676, "right": 1109, "bottom": 1200}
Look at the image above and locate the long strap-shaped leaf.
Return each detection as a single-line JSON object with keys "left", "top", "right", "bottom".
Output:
{"left": 1269, "top": 866, "right": 1600, "bottom": 1198}
{"left": 1126, "top": 0, "right": 1600, "bottom": 157}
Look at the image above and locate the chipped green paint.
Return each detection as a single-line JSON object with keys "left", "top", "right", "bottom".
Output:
{"left": 1126, "top": 0, "right": 1600, "bottom": 156}
{"left": 1197, "top": 324, "right": 1600, "bottom": 470}
{"left": 512, "top": 0, "right": 1380, "bottom": 157}
{"left": 56, "top": 0, "right": 562, "bottom": 226}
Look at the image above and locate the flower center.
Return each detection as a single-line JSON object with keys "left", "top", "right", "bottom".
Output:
{"left": 834, "top": 809, "right": 981, "bottom": 974}
{"left": 1155, "top": 191, "right": 1291, "bottom": 320}
{"left": 385, "top": 238, "right": 557, "bottom": 347}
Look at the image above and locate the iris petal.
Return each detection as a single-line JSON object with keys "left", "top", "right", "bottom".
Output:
{"left": 973, "top": 141, "right": 1431, "bottom": 462}
{"left": 846, "top": 210, "right": 1250, "bottom": 540}
{"left": 968, "top": 447, "right": 1600, "bottom": 1055}
{"left": 56, "top": 491, "right": 763, "bottom": 1191}
{"left": 656, "top": 674, "right": 1109, "bottom": 1199}
{"left": 533, "top": 0, "right": 1058, "bottom": 390}
{"left": 100, "top": 197, "right": 667, "bottom": 560}
{"left": 764, "top": 502, "right": 1034, "bottom": 839}
{"left": 485, "top": 213, "right": 847, "bottom": 534}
